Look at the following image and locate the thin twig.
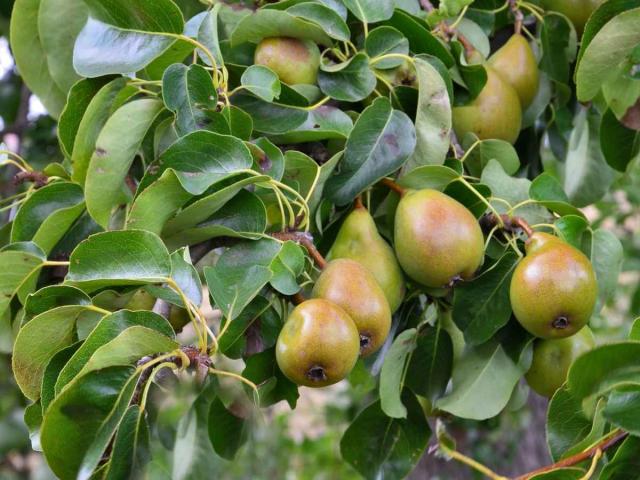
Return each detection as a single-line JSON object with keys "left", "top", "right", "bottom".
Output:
{"left": 380, "top": 178, "right": 406, "bottom": 196}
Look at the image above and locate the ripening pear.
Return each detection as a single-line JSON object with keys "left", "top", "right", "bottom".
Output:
{"left": 510, "top": 232, "right": 597, "bottom": 339}
{"left": 452, "top": 66, "right": 522, "bottom": 144}
{"left": 525, "top": 326, "right": 595, "bottom": 397}
{"left": 125, "top": 289, "right": 156, "bottom": 310}
{"left": 312, "top": 259, "right": 392, "bottom": 356}
{"left": 276, "top": 299, "right": 359, "bottom": 387}
{"left": 488, "top": 34, "right": 539, "bottom": 108}
{"left": 254, "top": 37, "right": 321, "bottom": 85}
{"left": 327, "top": 206, "right": 405, "bottom": 312}
{"left": 394, "top": 189, "right": 484, "bottom": 288}
{"left": 541, "top": 0, "right": 605, "bottom": 33}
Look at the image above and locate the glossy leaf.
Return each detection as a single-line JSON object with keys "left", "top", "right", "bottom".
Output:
{"left": 240, "top": 65, "right": 281, "bottom": 102}
{"left": 231, "top": 9, "right": 332, "bottom": 46}
{"left": 405, "top": 325, "right": 453, "bottom": 403}
{"left": 366, "top": 27, "right": 409, "bottom": 69}
{"left": 398, "top": 164, "right": 460, "bottom": 190}
{"left": 208, "top": 398, "right": 249, "bottom": 460}
{"left": 318, "top": 53, "right": 376, "bottom": 102}
{"left": 286, "top": 2, "right": 350, "bottom": 42}
{"left": 380, "top": 329, "right": 417, "bottom": 418}
{"left": 341, "top": 0, "right": 393, "bottom": 23}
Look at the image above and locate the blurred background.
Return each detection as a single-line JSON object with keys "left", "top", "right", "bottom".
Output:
{"left": 0, "top": 2, "right": 638, "bottom": 478}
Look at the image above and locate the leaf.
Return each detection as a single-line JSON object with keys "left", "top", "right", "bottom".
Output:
{"left": 243, "top": 347, "right": 299, "bottom": 408}
{"left": 231, "top": 9, "right": 332, "bottom": 46}
{"left": 269, "top": 105, "right": 353, "bottom": 144}
{"left": 453, "top": 252, "right": 519, "bottom": 346}
{"left": 12, "top": 305, "right": 97, "bottom": 401}
{"left": 539, "top": 13, "right": 577, "bottom": 85}
{"left": 341, "top": 391, "right": 430, "bottom": 480}
{"left": 170, "top": 248, "right": 203, "bottom": 306}
{"left": 575, "top": 8, "right": 640, "bottom": 101}
{"left": 73, "top": 0, "right": 185, "bottom": 77}
{"left": 366, "top": 27, "right": 409, "bottom": 69}
{"left": 380, "top": 329, "right": 417, "bottom": 418}
{"left": 269, "top": 241, "right": 305, "bottom": 295}
{"left": 436, "top": 341, "right": 527, "bottom": 420}
{"left": 233, "top": 94, "right": 308, "bottom": 135}
{"left": 398, "top": 164, "right": 460, "bottom": 190}
{"left": 208, "top": 398, "right": 249, "bottom": 460}
{"left": 600, "top": 108, "right": 640, "bottom": 172}
{"left": 325, "top": 97, "right": 416, "bottom": 205}
{"left": 590, "top": 228, "right": 624, "bottom": 311}
{"left": 162, "top": 63, "right": 219, "bottom": 136}
{"left": 341, "top": 0, "right": 394, "bottom": 23}
{"left": 104, "top": 405, "right": 151, "bottom": 480}
{"left": 41, "top": 342, "right": 82, "bottom": 412}
{"left": 463, "top": 138, "right": 520, "bottom": 177}
{"left": 529, "top": 173, "right": 585, "bottom": 218}
{"left": 600, "top": 435, "right": 640, "bottom": 480}
{"left": 85, "top": 99, "right": 165, "bottom": 228}
{"left": 66, "top": 230, "right": 172, "bottom": 290}
{"left": 404, "top": 57, "right": 451, "bottom": 169}
{"left": 602, "top": 388, "right": 640, "bottom": 435}
{"left": 546, "top": 386, "right": 596, "bottom": 461}
{"left": 196, "top": 5, "right": 224, "bottom": 67}
{"left": 240, "top": 65, "right": 281, "bottom": 102}
{"left": 24, "top": 285, "right": 91, "bottom": 320}
{"left": 0, "top": 248, "right": 45, "bottom": 322}
{"left": 10, "top": 0, "right": 67, "bottom": 117}
{"left": 318, "top": 53, "right": 376, "bottom": 102}
{"left": 286, "top": 3, "right": 350, "bottom": 42}
{"left": 405, "top": 325, "right": 453, "bottom": 403}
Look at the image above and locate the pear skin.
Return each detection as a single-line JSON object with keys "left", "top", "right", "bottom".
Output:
{"left": 541, "top": 0, "right": 605, "bottom": 33}
{"left": 452, "top": 66, "right": 522, "bottom": 144}
{"left": 525, "top": 326, "right": 595, "bottom": 397}
{"left": 489, "top": 34, "right": 539, "bottom": 108}
{"left": 254, "top": 37, "right": 321, "bottom": 85}
{"left": 312, "top": 259, "right": 392, "bottom": 356}
{"left": 510, "top": 232, "right": 598, "bottom": 339}
{"left": 327, "top": 206, "right": 405, "bottom": 312}
{"left": 276, "top": 299, "right": 359, "bottom": 387}
{"left": 394, "top": 189, "right": 485, "bottom": 288}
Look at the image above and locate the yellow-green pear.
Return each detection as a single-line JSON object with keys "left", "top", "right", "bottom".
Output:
{"left": 541, "top": 0, "right": 605, "bottom": 33}
{"left": 312, "top": 259, "right": 392, "bottom": 356}
{"left": 254, "top": 37, "right": 321, "bottom": 85}
{"left": 327, "top": 206, "right": 405, "bottom": 312}
{"left": 489, "top": 34, "right": 539, "bottom": 108}
{"left": 510, "top": 232, "right": 598, "bottom": 339}
{"left": 276, "top": 299, "right": 359, "bottom": 387}
{"left": 394, "top": 189, "right": 485, "bottom": 288}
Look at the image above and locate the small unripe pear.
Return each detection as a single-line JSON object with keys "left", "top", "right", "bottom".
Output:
{"left": 394, "top": 189, "right": 485, "bottom": 288}
{"left": 488, "top": 34, "right": 539, "bottom": 108}
{"left": 510, "top": 232, "right": 598, "bottom": 339}
{"left": 276, "top": 299, "right": 359, "bottom": 387}
{"left": 328, "top": 207, "right": 405, "bottom": 312}
{"left": 452, "top": 66, "right": 522, "bottom": 144}
{"left": 312, "top": 259, "right": 392, "bottom": 356}
{"left": 124, "top": 289, "right": 156, "bottom": 310}
{"left": 525, "top": 326, "right": 595, "bottom": 397}
{"left": 541, "top": 0, "right": 605, "bottom": 33}
{"left": 254, "top": 37, "right": 321, "bottom": 85}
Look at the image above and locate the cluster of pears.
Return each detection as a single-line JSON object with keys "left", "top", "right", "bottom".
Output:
{"left": 254, "top": 37, "right": 321, "bottom": 85}
{"left": 511, "top": 232, "right": 598, "bottom": 397}
{"left": 453, "top": 34, "right": 539, "bottom": 144}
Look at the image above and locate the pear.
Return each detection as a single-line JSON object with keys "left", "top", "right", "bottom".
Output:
{"left": 394, "top": 189, "right": 484, "bottom": 288}
{"left": 124, "top": 289, "right": 156, "bottom": 310}
{"left": 489, "top": 34, "right": 539, "bottom": 108}
{"left": 510, "top": 232, "right": 598, "bottom": 339}
{"left": 452, "top": 66, "right": 522, "bottom": 144}
{"left": 276, "top": 299, "right": 359, "bottom": 387}
{"left": 541, "top": 0, "right": 605, "bottom": 33}
{"left": 312, "top": 259, "right": 392, "bottom": 356}
{"left": 525, "top": 326, "right": 595, "bottom": 397}
{"left": 327, "top": 206, "right": 405, "bottom": 312}
{"left": 254, "top": 37, "right": 321, "bottom": 85}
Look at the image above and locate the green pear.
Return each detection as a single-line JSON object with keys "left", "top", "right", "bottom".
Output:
{"left": 124, "top": 289, "right": 156, "bottom": 310}
{"left": 327, "top": 206, "right": 405, "bottom": 312}
{"left": 452, "top": 66, "right": 522, "bottom": 144}
{"left": 489, "top": 34, "right": 539, "bottom": 108}
{"left": 276, "top": 299, "right": 359, "bottom": 387}
{"left": 510, "top": 232, "right": 598, "bottom": 339}
{"left": 525, "top": 326, "right": 595, "bottom": 397}
{"left": 394, "top": 189, "right": 485, "bottom": 288}
{"left": 254, "top": 37, "right": 321, "bottom": 85}
{"left": 541, "top": 0, "right": 605, "bottom": 33}
{"left": 312, "top": 259, "right": 392, "bottom": 356}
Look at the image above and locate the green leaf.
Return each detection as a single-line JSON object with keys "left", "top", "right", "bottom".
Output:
{"left": 575, "top": 8, "right": 640, "bottom": 101}
{"left": 11, "top": 182, "right": 85, "bottom": 254}
{"left": 341, "top": 0, "right": 394, "bottom": 23}
{"left": 0, "top": 248, "right": 45, "bottom": 323}
{"left": 539, "top": 13, "right": 577, "bottom": 85}
{"left": 66, "top": 230, "right": 172, "bottom": 290}
{"left": 71, "top": 77, "right": 137, "bottom": 185}
{"left": 380, "top": 329, "right": 417, "bottom": 418}
{"left": 73, "top": 0, "right": 185, "bottom": 77}
{"left": 398, "top": 164, "right": 460, "bottom": 190}
{"left": 463, "top": 138, "right": 520, "bottom": 177}
{"left": 231, "top": 9, "right": 332, "bottom": 46}
{"left": 171, "top": 248, "right": 203, "bottom": 306}
{"left": 196, "top": 5, "right": 224, "bottom": 67}
{"left": 85, "top": 98, "right": 164, "bottom": 228}
{"left": 269, "top": 105, "right": 353, "bottom": 144}
{"left": 162, "top": 63, "right": 219, "bottom": 136}
{"left": 12, "top": 305, "right": 96, "bottom": 401}
{"left": 24, "top": 285, "right": 91, "bottom": 320}
{"left": 453, "top": 252, "right": 519, "bottom": 346}
{"left": 404, "top": 57, "right": 451, "bottom": 169}
{"left": 366, "top": 27, "right": 409, "bottom": 69}
{"left": 233, "top": 94, "right": 308, "bottom": 135}
{"left": 318, "top": 53, "right": 376, "bottom": 102}
{"left": 590, "top": 228, "right": 624, "bottom": 311}
{"left": 269, "top": 241, "right": 305, "bottom": 295}
{"left": 41, "top": 342, "right": 81, "bottom": 412}
{"left": 40, "top": 365, "right": 136, "bottom": 480}
{"left": 208, "top": 398, "right": 249, "bottom": 460}
{"left": 104, "top": 405, "right": 151, "bottom": 480}
{"left": 602, "top": 388, "right": 640, "bottom": 435}
{"left": 241, "top": 65, "right": 281, "bottom": 102}
{"left": 600, "top": 435, "right": 640, "bottom": 480}
{"left": 286, "top": 2, "right": 350, "bottom": 42}
{"left": 600, "top": 108, "right": 640, "bottom": 172}
{"left": 529, "top": 173, "right": 586, "bottom": 218}
{"left": 405, "top": 325, "right": 453, "bottom": 403}
{"left": 243, "top": 347, "right": 299, "bottom": 408}
{"left": 546, "top": 386, "right": 595, "bottom": 460}
{"left": 10, "top": 0, "right": 67, "bottom": 117}
{"left": 341, "top": 391, "right": 430, "bottom": 480}
{"left": 325, "top": 97, "right": 416, "bottom": 205}
{"left": 436, "top": 340, "right": 528, "bottom": 420}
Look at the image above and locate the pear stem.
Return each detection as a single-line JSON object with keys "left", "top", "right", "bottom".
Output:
{"left": 289, "top": 292, "right": 306, "bottom": 306}
{"left": 271, "top": 230, "right": 328, "bottom": 270}
{"left": 354, "top": 195, "right": 365, "bottom": 210}
{"left": 509, "top": 0, "right": 524, "bottom": 35}
{"left": 380, "top": 178, "right": 406, "bottom": 196}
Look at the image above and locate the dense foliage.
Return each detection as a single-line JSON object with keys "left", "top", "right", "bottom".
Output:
{"left": 1, "top": 0, "right": 639, "bottom": 478}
